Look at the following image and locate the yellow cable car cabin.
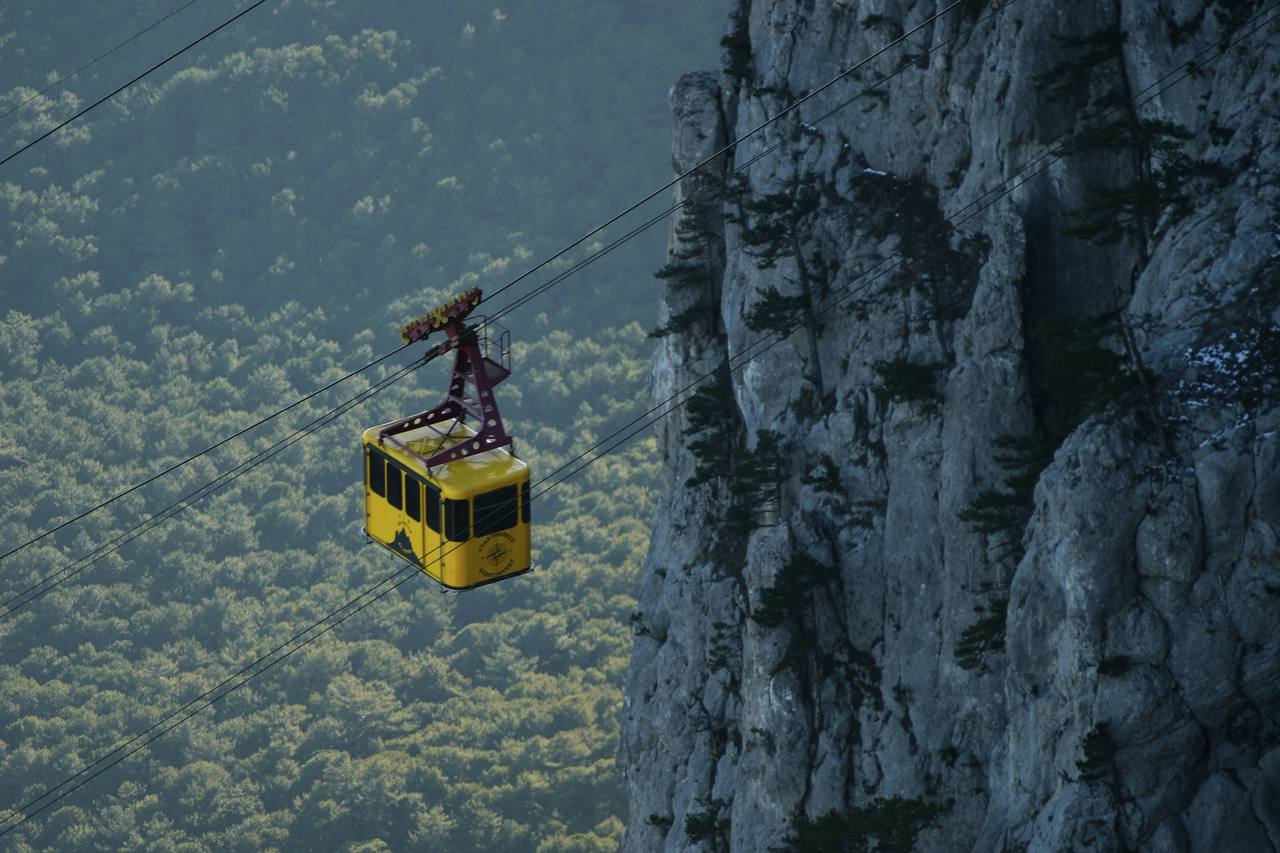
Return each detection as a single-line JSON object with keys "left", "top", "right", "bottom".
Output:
{"left": 361, "top": 288, "right": 531, "bottom": 590}
{"left": 362, "top": 420, "right": 530, "bottom": 589}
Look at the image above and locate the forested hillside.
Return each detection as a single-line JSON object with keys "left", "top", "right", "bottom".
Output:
{"left": 0, "top": 1, "right": 721, "bottom": 848}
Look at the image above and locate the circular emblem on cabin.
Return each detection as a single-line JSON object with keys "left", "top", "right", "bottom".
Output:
{"left": 478, "top": 531, "right": 517, "bottom": 577}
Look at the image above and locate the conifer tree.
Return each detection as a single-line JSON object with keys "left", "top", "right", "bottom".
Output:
{"left": 1040, "top": 26, "right": 1228, "bottom": 256}
{"left": 682, "top": 362, "right": 739, "bottom": 489}
{"left": 723, "top": 429, "right": 784, "bottom": 535}
{"left": 732, "top": 170, "right": 827, "bottom": 394}
{"left": 652, "top": 192, "right": 721, "bottom": 339}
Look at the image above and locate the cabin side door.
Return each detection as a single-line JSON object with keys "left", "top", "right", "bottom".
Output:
{"left": 367, "top": 446, "right": 428, "bottom": 569}
{"left": 422, "top": 479, "right": 446, "bottom": 582}
{"left": 365, "top": 445, "right": 402, "bottom": 547}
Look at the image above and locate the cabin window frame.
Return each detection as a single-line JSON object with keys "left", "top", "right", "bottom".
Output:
{"left": 404, "top": 472, "right": 422, "bottom": 521}
{"left": 367, "top": 447, "right": 386, "bottom": 497}
{"left": 474, "top": 484, "right": 519, "bottom": 536}
{"left": 425, "top": 483, "right": 441, "bottom": 533}
{"left": 521, "top": 480, "right": 530, "bottom": 524}
{"left": 386, "top": 463, "right": 403, "bottom": 510}
{"left": 444, "top": 498, "right": 470, "bottom": 542}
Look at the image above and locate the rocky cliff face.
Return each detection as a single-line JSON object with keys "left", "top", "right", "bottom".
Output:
{"left": 621, "top": 1, "right": 1280, "bottom": 851}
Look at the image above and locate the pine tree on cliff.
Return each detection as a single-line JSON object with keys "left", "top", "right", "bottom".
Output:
{"left": 651, "top": 200, "right": 720, "bottom": 339}
{"left": 728, "top": 169, "right": 827, "bottom": 397}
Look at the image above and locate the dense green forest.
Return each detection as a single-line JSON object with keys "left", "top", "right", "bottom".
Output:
{"left": 0, "top": 1, "right": 722, "bottom": 848}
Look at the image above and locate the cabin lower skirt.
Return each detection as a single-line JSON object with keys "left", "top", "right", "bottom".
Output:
{"left": 362, "top": 525, "right": 533, "bottom": 591}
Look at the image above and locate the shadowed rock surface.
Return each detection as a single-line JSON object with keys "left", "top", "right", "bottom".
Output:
{"left": 621, "top": 1, "right": 1280, "bottom": 850}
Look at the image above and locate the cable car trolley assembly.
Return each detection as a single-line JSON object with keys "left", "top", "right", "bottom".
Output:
{"left": 361, "top": 288, "right": 531, "bottom": 590}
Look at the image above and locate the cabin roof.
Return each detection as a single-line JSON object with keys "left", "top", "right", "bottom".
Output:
{"left": 363, "top": 418, "right": 526, "bottom": 492}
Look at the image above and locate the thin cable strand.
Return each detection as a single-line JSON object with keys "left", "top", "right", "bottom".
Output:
{"left": 1, "top": 0, "right": 993, "bottom": 563}
{"left": 0, "top": 561, "right": 421, "bottom": 830}
{"left": 479, "top": 4, "right": 995, "bottom": 330}
{"left": 474, "top": 0, "right": 983, "bottom": 310}
{"left": 525, "top": 2, "right": 1280, "bottom": 517}
{"left": 0, "top": 0, "right": 274, "bottom": 170}
{"left": 0, "top": 0, "right": 205, "bottom": 122}
{"left": 0, "top": 342, "right": 411, "bottom": 564}
{"left": 6, "top": 8, "right": 1273, "bottom": 833}
{"left": 0, "top": 350, "right": 436, "bottom": 620}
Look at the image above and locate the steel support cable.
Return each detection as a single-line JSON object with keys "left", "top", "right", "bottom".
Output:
{"left": 0, "top": 340, "right": 412, "bottom": 565}
{"left": 3, "top": 335, "right": 768, "bottom": 831}
{"left": 520, "top": 2, "right": 1280, "bottom": 518}
{"left": 0, "top": 0, "right": 274, "bottom": 169}
{"left": 0, "top": 358, "right": 698, "bottom": 833}
{"left": 0, "top": 0, "right": 993, "bottom": 565}
{"left": 3, "top": 0, "right": 1001, "bottom": 565}
{"left": 473, "top": 0, "right": 986, "bottom": 312}
{"left": 477, "top": 0, "right": 1020, "bottom": 332}
{"left": 0, "top": 0, "right": 207, "bottom": 123}
{"left": 2, "top": 391, "right": 681, "bottom": 834}
{"left": 0, "top": 348, "right": 438, "bottom": 621}
{"left": 497, "top": 23, "right": 1090, "bottom": 480}
{"left": 0, "top": 559, "right": 423, "bottom": 832}
{"left": 4, "top": 10, "right": 1276, "bottom": 835}
{"left": 0, "top": 354, "right": 427, "bottom": 620}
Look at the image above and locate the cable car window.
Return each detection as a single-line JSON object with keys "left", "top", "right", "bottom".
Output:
{"left": 425, "top": 483, "right": 441, "bottom": 533}
{"left": 475, "top": 485, "right": 518, "bottom": 536}
{"left": 387, "top": 465, "right": 403, "bottom": 510}
{"left": 405, "top": 475, "right": 421, "bottom": 522}
{"left": 368, "top": 449, "right": 386, "bottom": 496}
{"left": 445, "top": 498, "right": 470, "bottom": 542}
{"left": 521, "top": 480, "right": 530, "bottom": 524}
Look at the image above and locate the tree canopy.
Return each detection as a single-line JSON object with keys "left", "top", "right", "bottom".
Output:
{"left": 0, "top": 1, "right": 722, "bottom": 848}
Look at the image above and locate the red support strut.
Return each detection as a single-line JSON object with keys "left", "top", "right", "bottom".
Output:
{"left": 379, "top": 288, "right": 514, "bottom": 470}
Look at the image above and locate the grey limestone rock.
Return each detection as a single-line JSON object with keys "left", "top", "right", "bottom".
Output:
{"left": 622, "top": 1, "right": 1280, "bottom": 851}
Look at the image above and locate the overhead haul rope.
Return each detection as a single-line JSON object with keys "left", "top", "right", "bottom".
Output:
{"left": 0, "top": 0, "right": 207, "bottom": 123}
{"left": 0, "top": 348, "right": 439, "bottom": 621}
{"left": 0, "top": 384, "right": 689, "bottom": 833}
{"left": 473, "top": 0, "right": 991, "bottom": 310}
{"left": 0, "top": 0, "right": 273, "bottom": 169}
{"left": 0, "top": 556, "right": 426, "bottom": 834}
{"left": 1, "top": 0, "right": 996, "bottom": 564}
{"left": 515, "top": 1, "right": 1280, "bottom": 525}
{"left": 0, "top": 342, "right": 412, "bottom": 564}
{"left": 475, "top": 0, "right": 1028, "bottom": 332}
{"left": 4, "top": 7, "right": 1276, "bottom": 835}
